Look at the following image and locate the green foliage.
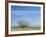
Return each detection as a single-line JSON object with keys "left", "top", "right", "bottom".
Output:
{"left": 18, "top": 20, "right": 29, "bottom": 28}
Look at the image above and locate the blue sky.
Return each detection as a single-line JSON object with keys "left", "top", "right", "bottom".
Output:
{"left": 11, "top": 6, "right": 41, "bottom": 27}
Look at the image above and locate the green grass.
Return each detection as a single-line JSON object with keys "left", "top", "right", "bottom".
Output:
{"left": 11, "top": 27, "right": 40, "bottom": 31}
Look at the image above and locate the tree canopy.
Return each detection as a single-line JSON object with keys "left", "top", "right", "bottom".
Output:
{"left": 18, "top": 20, "right": 29, "bottom": 28}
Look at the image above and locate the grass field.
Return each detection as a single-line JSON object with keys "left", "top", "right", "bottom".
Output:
{"left": 11, "top": 27, "right": 40, "bottom": 31}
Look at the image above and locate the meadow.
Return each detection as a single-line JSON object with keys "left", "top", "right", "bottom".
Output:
{"left": 11, "top": 27, "right": 40, "bottom": 31}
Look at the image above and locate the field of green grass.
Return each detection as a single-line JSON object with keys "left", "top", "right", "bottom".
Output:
{"left": 11, "top": 27, "right": 40, "bottom": 31}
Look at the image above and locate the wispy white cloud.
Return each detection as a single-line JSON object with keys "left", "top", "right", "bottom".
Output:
{"left": 11, "top": 11, "right": 40, "bottom": 14}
